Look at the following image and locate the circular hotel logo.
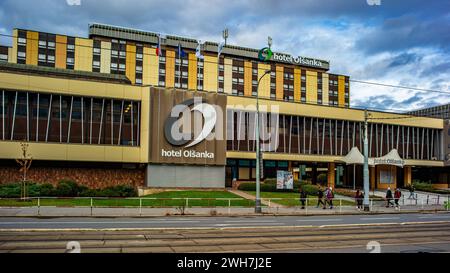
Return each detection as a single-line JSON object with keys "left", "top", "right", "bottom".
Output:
{"left": 258, "top": 47, "right": 273, "bottom": 62}
{"left": 164, "top": 98, "right": 217, "bottom": 148}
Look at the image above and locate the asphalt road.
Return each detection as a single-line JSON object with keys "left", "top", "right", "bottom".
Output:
{"left": 0, "top": 212, "right": 449, "bottom": 229}
{"left": 1, "top": 213, "right": 450, "bottom": 253}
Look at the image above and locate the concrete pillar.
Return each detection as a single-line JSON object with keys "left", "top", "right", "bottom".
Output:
{"left": 327, "top": 162, "right": 335, "bottom": 188}
{"left": 370, "top": 166, "right": 376, "bottom": 190}
{"left": 404, "top": 166, "right": 412, "bottom": 187}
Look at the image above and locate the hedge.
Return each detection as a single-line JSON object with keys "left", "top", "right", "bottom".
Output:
{"left": 238, "top": 179, "right": 323, "bottom": 196}
{"left": 0, "top": 180, "right": 137, "bottom": 198}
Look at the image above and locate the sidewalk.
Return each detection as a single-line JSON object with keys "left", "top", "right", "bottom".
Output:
{"left": 0, "top": 204, "right": 446, "bottom": 217}
{"left": 373, "top": 189, "right": 450, "bottom": 206}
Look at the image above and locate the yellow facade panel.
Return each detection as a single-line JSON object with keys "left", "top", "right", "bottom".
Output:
{"left": 165, "top": 50, "right": 175, "bottom": 88}
{"left": 306, "top": 70, "right": 318, "bottom": 104}
{"left": 244, "top": 61, "right": 252, "bottom": 97}
{"left": 275, "top": 66, "right": 283, "bottom": 100}
{"left": 143, "top": 47, "right": 158, "bottom": 86}
{"left": 188, "top": 53, "right": 197, "bottom": 90}
{"left": 55, "top": 35, "right": 67, "bottom": 69}
{"left": 257, "top": 63, "right": 270, "bottom": 98}
{"left": 26, "top": 31, "right": 38, "bottom": 66}
{"left": 204, "top": 55, "right": 218, "bottom": 92}
{"left": 100, "top": 41, "right": 111, "bottom": 74}
{"left": 224, "top": 58, "right": 233, "bottom": 94}
{"left": 10, "top": 29, "right": 18, "bottom": 63}
{"left": 74, "top": 38, "right": 93, "bottom": 72}
{"left": 338, "top": 75, "right": 345, "bottom": 107}
{"left": 322, "top": 73, "right": 329, "bottom": 106}
{"left": 294, "top": 68, "right": 301, "bottom": 102}
{"left": 126, "top": 44, "right": 136, "bottom": 84}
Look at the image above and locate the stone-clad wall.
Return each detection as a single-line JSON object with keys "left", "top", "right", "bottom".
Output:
{"left": 0, "top": 166, "right": 145, "bottom": 189}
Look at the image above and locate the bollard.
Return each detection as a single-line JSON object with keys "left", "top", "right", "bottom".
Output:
{"left": 305, "top": 198, "right": 308, "bottom": 215}
{"left": 427, "top": 195, "right": 429, "bottom": 205}
{"left": 139, "top": 198, "right": 142, "bottom": 216}
{"left": 437, "top": 196, "right": 440, "bottom": 206}
{"left": 37, "top": 197, "right": 40, "bottom": 216}
{"left": 402, "top": 195, "right": 405, "bottom": 206}
{"left": 185, "top": 198, "right": 189, "bottom": 208}
{"left": 339, "top": 199, "right": 342, "bottom": 214}
{"left": 90, "top": 198, "right": 93, "bottom": 216}
{"left": 228, "top": 199, "right": 231, "bottom": 215}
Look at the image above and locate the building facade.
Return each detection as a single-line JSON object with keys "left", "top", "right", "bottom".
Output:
{"left": 0, "top": 24, "right": 447, "bottom": 191}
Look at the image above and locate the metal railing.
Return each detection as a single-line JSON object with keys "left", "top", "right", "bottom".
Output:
{"left": 0, "top": 196, "right": 448, "bottom": 216}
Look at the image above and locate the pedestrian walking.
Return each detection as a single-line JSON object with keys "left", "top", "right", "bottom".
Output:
{"left": 408, "top": 185, "right": 416, "bottom": 200}
{"left": 299, "top": 187, "right": 307, "bottom": 209}
{"left": 355, "top": 189, "right": 363, "bottom": 210}
{"left": 386, "top": 187, "right": 394, "bottom": 208}
{"left": 394, "top": 188, "right": 402, "bottom": 209}
{"left": 322, "top": 187, "right": 329, "bottom": 209}
{"left": 317, "top": 188, "right": 325, "bottom": 208}
{"left": 327, "top": 186, "right": 334, "bottom": 209}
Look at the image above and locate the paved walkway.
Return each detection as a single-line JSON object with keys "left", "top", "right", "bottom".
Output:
{"left": 0, "top": 203, "right": 446, "bottom": 217}
{"left": 373, "top": 189, "right": 450, "bottom": 206}
{"left": 227, "top": 189, "right": 285, "bottom": 208}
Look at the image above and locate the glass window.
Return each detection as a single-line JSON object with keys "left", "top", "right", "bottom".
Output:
{"left": 18, "top": 38, "right": 26, "bottom": 45}
{"left": 48, "top": 41, "right": 55, "bottom": 48}
{"left": 93, "top": 48, "right": 101, "bottom": 54}
{"left": 18, "top": 52, "right": 26, "bottom": 58}
{"left": 38, "top": 54, "right": 46, "bottom": 61}
{"left": 136, "top": 53, "right": 143, "bottom": 60}
{"left": 67, "top": 44, "right": 75, "bottom": 50}
{"left": 136, "top": 66, "right": 142, "bottom": 72}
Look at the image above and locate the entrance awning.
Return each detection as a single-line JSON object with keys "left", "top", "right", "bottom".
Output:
{"left": 337, "top": 147, "right": 405, "bottom": 167}
{"left": 338, "top": 146, "right": 365, "bottom": 165}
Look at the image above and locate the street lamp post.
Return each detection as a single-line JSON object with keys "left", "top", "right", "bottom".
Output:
{"left": 255, "top": 69, "right": 271, "bottom": 214}
{"left": 363, "top": 109, "right": 370, "bottom": 211}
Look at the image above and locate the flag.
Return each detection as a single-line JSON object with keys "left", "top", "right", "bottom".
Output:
{"left": 156, "top": 33, "right": 166, "bottom": 56}
{"left": 195, "top": 40, "right": 204, "bottom": 59}
{"left": 217, "top": 41, "right": 225, "bottom": 58}
{"left": 177, "top": 43, "right": 186, "bottom": 58}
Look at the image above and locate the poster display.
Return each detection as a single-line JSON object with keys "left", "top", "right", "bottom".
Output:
{"left": 276, "top": 170, "right": 294, "bottom": 190}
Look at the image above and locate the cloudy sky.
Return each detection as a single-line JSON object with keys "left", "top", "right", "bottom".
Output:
{"left": 1, "top": 0, "right": 449, "bottom": 112}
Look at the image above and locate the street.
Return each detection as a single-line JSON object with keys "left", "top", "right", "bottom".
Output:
{"left": 0, "top": 213, "right": 449, "bottom": 253}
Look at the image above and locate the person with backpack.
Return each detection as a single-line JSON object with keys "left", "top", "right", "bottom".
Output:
{"left": 326, "top": 186, "right": 334, "bottom": 209}
{"left": 316, "top": 187, "right": 325, "bottom": 208}
{"left": 386, "top": 187, "right": 394, "bottom": 208}
{"left": 322, "top": 187, "right": 329, "bottom": 209}
{"left": 394, "top": 188, "right": 402, "bottom": 209}
{"left": 299, "top": 187, "right": 307, "bottom": 209}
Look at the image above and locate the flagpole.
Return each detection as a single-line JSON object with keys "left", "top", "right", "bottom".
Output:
{"left": 178, "top": 51, "right": 181, "bottom": 88}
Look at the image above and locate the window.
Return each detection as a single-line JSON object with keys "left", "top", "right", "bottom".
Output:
{"left": 111, "top": 50, "right": 118, "bottom": 56}
{"left": 270, "top": 83, "right": 276, "bottom": 88}
{"left": 253, "top": 69, "right": 258, "bottom": 75}
{"left": 238, "top": 67, "right": 244, "bottom": 73}
{"left": 218, "top": 76, "right": 224, "bottom": 82}
{"left": 119, "top": 51, "right": 126, "bottom": 57}
{"left": 198, "top": 73, "right": 204, "bottom": 79}
{"left": 270, "top": 72, "right": 276, "bottom": 77}
{"left": 119, "top": 64, "right": 125, "bottom": 70}
{"left": 219, "top": 64, "right": 224, "bottom": 71}
{"left": 18, "top": 52, "right": 26, "bottom": 58}
{"left": 238, "top": 78, "right": 244, "bottom": 84}
{"left": 93, "top": 48, "right": 101, "bottom": 54}
{"left": 39, "top": 54, "right": 46, "bottom": 61}
{"left": 182, "top": 71, "right": 188, "bottom": 78}
{"left": 301, "top": 86, "right": 306, "bottom": 92}
{"left": 67, "top": 44, "right": 75, "bottom": 51}
{"left": 232, "top": 66, "right": 238, "bottom": 72}
{"left": 47, "top": 55, "right": 55, "bottom": 62}
{"left": 111, "top": 63, "right": 118, "bottom": 69}
{"left": 159, "top": 56, "right": 166, "bottom": 63}
{"left": 38, "top": 40, "right": 46, "bottom": 48}
{"left": 232, "top": 78, "right": 238, "bottom": 83}
{"left": 136, "top": 66, "right": 142, "bottom": 72}
{"left": 181, "top": 83, "right": 188, "bottom": 89}
{"left": 252, "top": 80, "right": 258, "bottom": 85}
{"left": 136, "top": 78, "right": 142, "bottom": 84}
{"left": 198, "top": 61, "right": 204, "bottom": 68}
{"left": 0, "top": 54, "right": 7, "bottom": 61}
{"left": 136, "top": 53, "right": 143, "bottom": 60}
{"left": 48, "top": 42, "right": 55, "bottom": 48}
{"left": 301, "top": 76, "right": 306, "bottom": 81}
{"left": 18, "top": 38, "right": 26, "bottom": 45}
{"left": 159, "top": 69, "right": 166, "bottom": 75}
{"left": 232, "top": 89, "right": 237, "bottom": 95}
{"left": 93, "top": 61, "right": 100, "bottom": 68}
{"left": 182, "top": 59, "right": 188, "bottom": 66}
{"left": 159, "top": 81, "right": 165, "bottom": 86}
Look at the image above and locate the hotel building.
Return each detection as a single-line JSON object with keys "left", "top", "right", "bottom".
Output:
{"left": 0, "top": 24, "right": 447, "bottom": 190}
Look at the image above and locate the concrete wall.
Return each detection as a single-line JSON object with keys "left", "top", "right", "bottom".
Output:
{"left": 146, "top": 164, "right": 225, "bottom": 188}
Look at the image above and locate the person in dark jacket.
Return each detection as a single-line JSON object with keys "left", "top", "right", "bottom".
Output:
{"left": 394, "top": 188, "right": 402, "bottom": 209}
{"left": 386, "top": 187, "right": 394, "bottom": 208}
{"left": 355, "top": 189, "right": 363, "bottom": 210}
{"left": 299, "top": 187, "right": 307, "bottom": 209}
{"left": 316, "top": 188, "right": 325, "bottom": 208}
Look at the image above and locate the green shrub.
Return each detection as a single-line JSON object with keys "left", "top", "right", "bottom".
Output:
{"left": 0, "top": 183, "right": 21, "bottom": 198}
{"left": 38, "top": 183, "right": 55, "bottom": 196}
{"left": 238, "top": 181, "right": 321, "bottom": 195}
{"left": 317, "top": 173, "right": 327, "bottom": 184}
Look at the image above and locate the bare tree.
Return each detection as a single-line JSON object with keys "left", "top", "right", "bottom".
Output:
{"left": 16, "top": 142, "right": 32, "bottom": 200}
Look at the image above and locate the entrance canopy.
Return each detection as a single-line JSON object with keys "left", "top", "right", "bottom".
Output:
{"left": 337, "top": 147, "right": 405, "bottom": 167}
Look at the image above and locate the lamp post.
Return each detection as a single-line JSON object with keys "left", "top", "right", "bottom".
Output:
{"left": 363, "top": 109, "right": 371, "bottom": 211}
{"left": 255, "top": 69, "right": 271, "bottom": 213}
